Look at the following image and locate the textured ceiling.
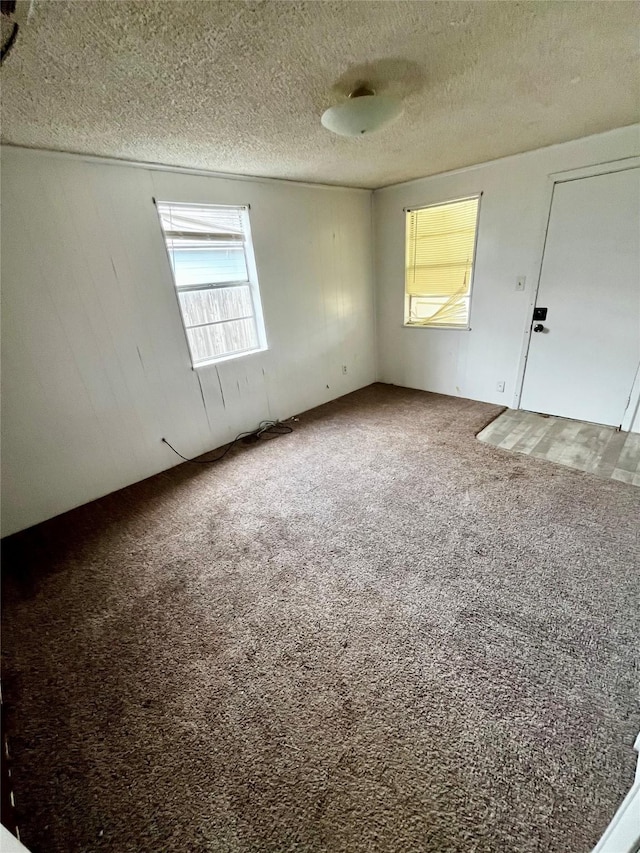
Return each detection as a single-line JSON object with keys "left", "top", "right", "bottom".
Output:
{"left": 1, "top": 0, "right": 639, "bottom": 188}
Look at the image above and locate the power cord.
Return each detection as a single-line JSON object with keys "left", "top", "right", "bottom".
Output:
{"left": 162, "top": 419, "right": 294, "bottom": 465}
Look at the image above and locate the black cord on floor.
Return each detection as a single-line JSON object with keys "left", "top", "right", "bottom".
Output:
{"left": 162, "top": 420, "right": 293, "bottom": 465}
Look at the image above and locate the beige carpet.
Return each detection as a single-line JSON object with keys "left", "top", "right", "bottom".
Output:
{"left": 2, "top": 383, "right": 639, "bottom": 853}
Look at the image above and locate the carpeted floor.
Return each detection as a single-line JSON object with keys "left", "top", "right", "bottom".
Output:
{"left": 2, "top": 383, "right": 639, "bottom": 853}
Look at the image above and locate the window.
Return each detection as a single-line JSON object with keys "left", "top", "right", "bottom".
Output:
{"left": 404, "top": 195, "right": 480, "bottom": 328}
{"left": 156, "top": 201, "right": 266, "bottom": 366}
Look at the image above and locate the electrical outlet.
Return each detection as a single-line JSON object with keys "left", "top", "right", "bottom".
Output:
{"left": 342, "top": 364, "right": 348, "bottom": 374}
{"left": 496, "top": 381, "right": 505, "bottom": 393}
{"left": 516, "top": 276, "right": 526, "bottom": 291}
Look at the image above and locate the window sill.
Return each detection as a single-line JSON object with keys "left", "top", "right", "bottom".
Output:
{"left": 192, "top": 345, "right": 268, "bottom": 370}
{"left": 403, "top": 323, "right": 471, "bottom": 331}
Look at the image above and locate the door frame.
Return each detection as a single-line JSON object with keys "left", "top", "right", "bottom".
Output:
{"left": 513, "top": 156, "right": 640, "bottom": 429}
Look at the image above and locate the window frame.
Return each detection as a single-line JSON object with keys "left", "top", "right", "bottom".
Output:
{"left": 155, "top": 199, "right": 268, "bottom": 368}
{"left": 403, "top": 193, "right": 482, "bottom": 331}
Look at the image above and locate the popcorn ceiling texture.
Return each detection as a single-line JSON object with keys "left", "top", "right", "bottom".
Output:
{"left": 1, "top": 0, "right": 638, "bottom": 188}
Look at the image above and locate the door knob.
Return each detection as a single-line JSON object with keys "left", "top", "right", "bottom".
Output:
{"left": 533, "top": 323, "right": 544, "bottom": 333}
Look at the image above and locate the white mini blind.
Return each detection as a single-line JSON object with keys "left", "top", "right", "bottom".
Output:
{"left": 157, "top": 203, "right": 246, "bottom": 246}
{"left": 405, "top": 196, "right": 480, "bottom": 327}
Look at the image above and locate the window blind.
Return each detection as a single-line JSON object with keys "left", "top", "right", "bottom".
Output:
{"left": 156, "top": 203, "right": 246, "bottom": 244}
{"left": 405, "top": 196, "right": 480, "bottom": 327}
{"left": 156, "top": 201, "right": 266, "bottom": 365}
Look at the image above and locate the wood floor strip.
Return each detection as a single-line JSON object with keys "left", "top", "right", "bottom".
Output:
{"left": 478, "top": 409, "right": 640, "bottom": 487}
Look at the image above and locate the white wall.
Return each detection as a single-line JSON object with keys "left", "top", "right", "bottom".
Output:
{"left": 374, "top": 125, "right": 640, "bottom": 411}
{"left": 1, "top": 148, "right": 375, "bottom": 536}
{"left": 3, "top": 127, "right": 639, "bottom": 535}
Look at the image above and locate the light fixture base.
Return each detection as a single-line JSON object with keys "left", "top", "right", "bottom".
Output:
{"left": 349, "top": 86, "right": 375, "bottom": 99}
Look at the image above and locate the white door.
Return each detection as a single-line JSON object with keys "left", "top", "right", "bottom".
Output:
{"left": 520, "top": 167, "right": 640, "bottom": 427}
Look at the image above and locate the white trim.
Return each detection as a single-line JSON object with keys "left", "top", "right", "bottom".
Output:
{"left": 621, "top": 361, "right": 640, "bottom": 433}
{"left": 241, "top": 203, "right": 269, "bottom": 354}
{"left": 513, "top": 176, "right": 556, "bottom": 409}
{"left": 550, "top": 156, "right": 640, "bottom": 183}
{"left": 192, "top": 345, "right": 268, "bottom": 370}
{"left": 592, "top": 733, "right": 640, "bottom": 853}
{"left": 0, "top": 144, "right": 372, "bottom": 194}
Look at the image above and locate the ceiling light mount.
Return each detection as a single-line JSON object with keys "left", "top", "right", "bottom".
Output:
{"left": 321, "top": 84, "right": 403, "bottom": 138}
{"left": 348, "top": 86, "right": 375, "bottom": 99}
